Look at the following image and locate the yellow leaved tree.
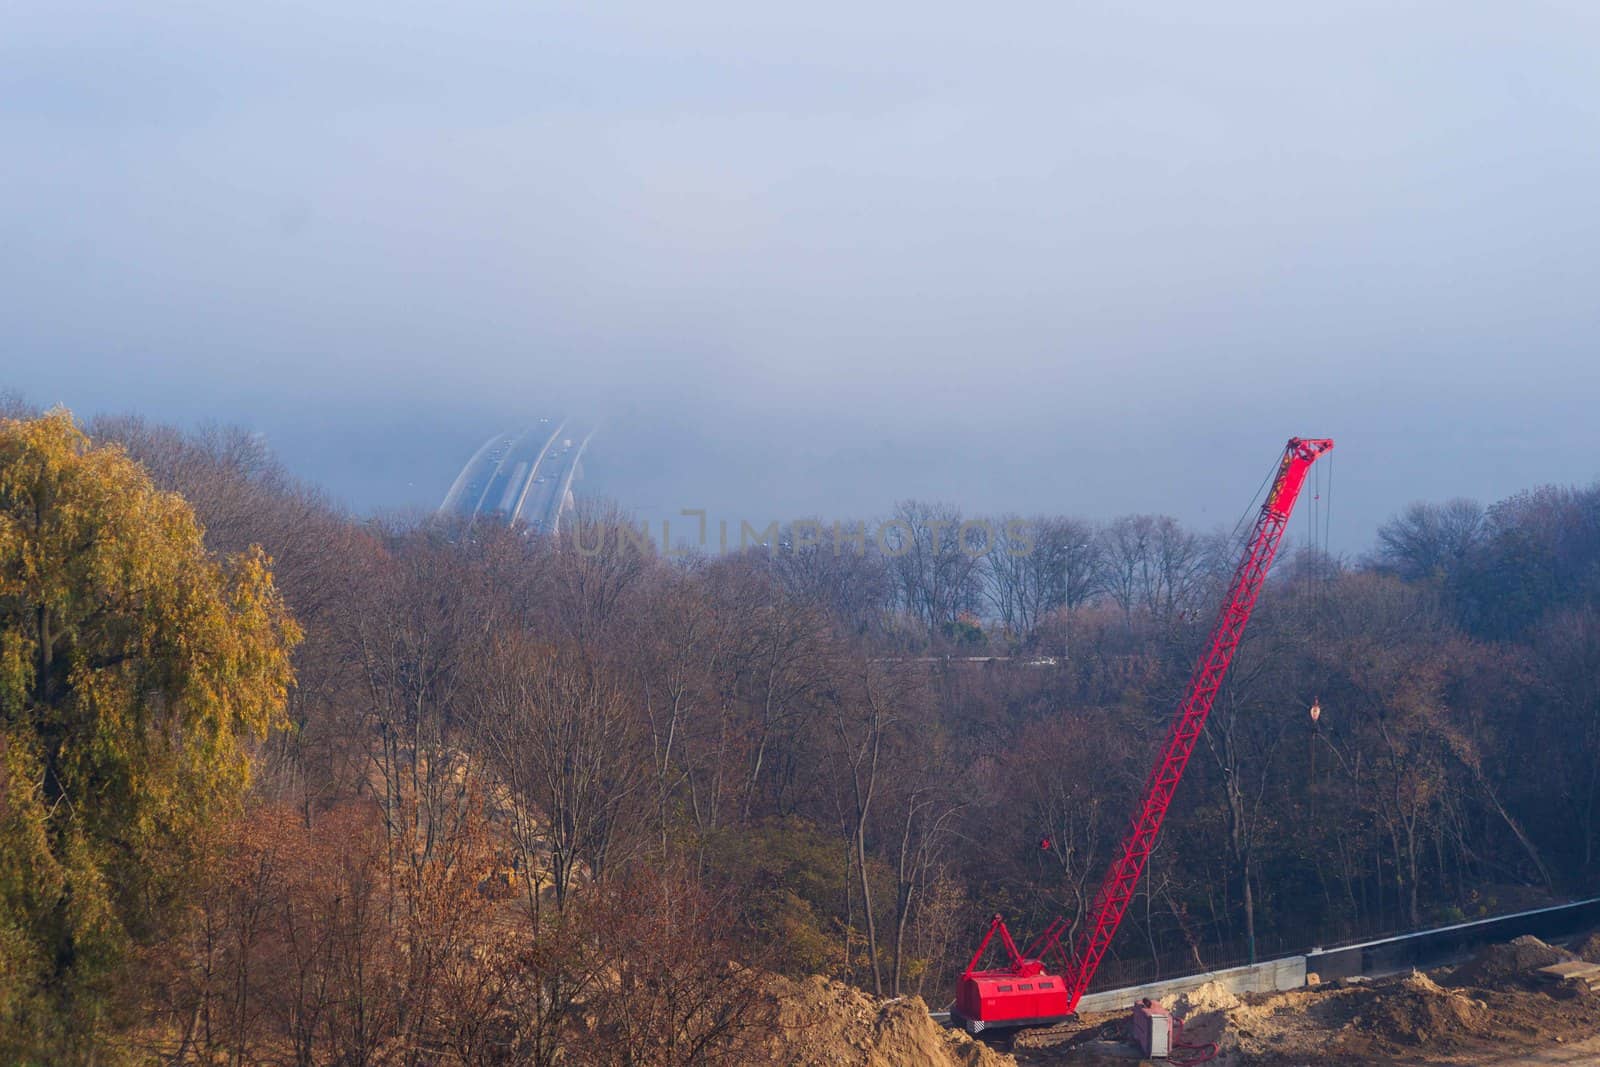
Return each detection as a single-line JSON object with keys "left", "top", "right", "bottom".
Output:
{"left": 0, "top": 410, "right": 299, "bottom": 1063}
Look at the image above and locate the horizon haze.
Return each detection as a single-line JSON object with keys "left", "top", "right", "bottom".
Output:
{"left": 5, "top": 2, "right": 1599, "bottom": 545}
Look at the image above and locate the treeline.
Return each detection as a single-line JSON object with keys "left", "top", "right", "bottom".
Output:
{"left": 610, "top": 504, "right": 1226, "bottom": 648}
{"left": 5, "top": 403, "right": 1600, "bottom": 1065}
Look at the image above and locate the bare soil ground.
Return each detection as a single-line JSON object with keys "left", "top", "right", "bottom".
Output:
{"left": 761, "top": 934, "right": 1600, "bottom": 1066}
{"left": 763, "top": 974, "right": 1013, "bottom": 1067}
{"left": 1009, "top": 935, "right": 1600, "bottom": 1067}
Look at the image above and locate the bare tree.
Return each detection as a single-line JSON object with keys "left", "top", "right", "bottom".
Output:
{"left": 887, "top": 501, "right": 984, "bottom": 635}
{"left": 825, "top": 659, "right": 921, "bottom": 995}
{"left": 886, "top": 742, "right": 965, "bottom": 995}
{"left": 980, "top": 516, "right": 1108, "bottom": 658}
{"left": 476, "top": 636, "right": 646, "bottom": 908}
{"left": 578, "top": 870, "right": 779, "bottom": 1067}
{"left": 763, "top": 531, "right": 895, "bottom": 639}
{"left": 1374, "top": 499, "right": 1485, "bottom": 581}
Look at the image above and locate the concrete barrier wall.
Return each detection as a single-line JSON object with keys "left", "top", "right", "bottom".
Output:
{"left": 1305, "top": 896, "right": 1600, "bottom": 981}
{"left": 1076, "top": 955, "right": 1306, "bottom": 1014}
{"left": 1073, "top": 896, "right": 1600, "bottom": 1015}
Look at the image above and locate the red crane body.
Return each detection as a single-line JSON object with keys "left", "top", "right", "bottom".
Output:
{"left": 954, "top": 437, "right": 1333, "bottom": 1033}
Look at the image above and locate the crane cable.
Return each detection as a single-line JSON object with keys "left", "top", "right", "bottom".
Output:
{"left": 1318, "top": 451, "right": 1331, "bottom": 563}
{"left": 1301, "top": 449, "right": 1335, "bottom": 596}
{"left": 1226, "top": 449, "right": 1284, "bottom": 568}
{"left": 1304, "top": 456, "right": 1319, "bottom": 598}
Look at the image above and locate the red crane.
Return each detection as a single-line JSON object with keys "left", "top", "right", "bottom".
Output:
{"left": 954, "top": 436, "right": 1334, "bottom": 1033}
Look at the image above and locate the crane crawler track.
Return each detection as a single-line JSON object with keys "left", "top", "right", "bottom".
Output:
{"left": 1008, "top": 1017, "right": 1119, "bottom": 1050}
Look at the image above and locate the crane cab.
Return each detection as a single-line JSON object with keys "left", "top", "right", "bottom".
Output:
{"left": 950, "top": 915, "right": 1072, "bottom": 1033}
{"left": 953, "top": 969, "right": 1070, "bottom": 1033}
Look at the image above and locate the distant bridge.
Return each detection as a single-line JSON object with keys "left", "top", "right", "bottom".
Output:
{"left": 439, "top": 421, "right": 593, "bottom": 532}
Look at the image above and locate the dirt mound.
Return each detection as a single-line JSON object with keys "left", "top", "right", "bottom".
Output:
{"left": 763, "top": 974, "right": 1014, "bottom": 1067}
{"left": 1167, "top": 979, "right": 1241, "bottom": 1019}
{"left": 1223, "top": 968, "right": 1495, "bottom": 1060}
{"left": 1401, "top": 968, "right": 1447, "bottom": 996}
{"left": 1359, "top": 971, "right": 1490, "bottom": 1046}
{"left": 1451, "top": 934, "right": 1574, "bottom": 987}
{"left": 1574, "top": 931, "right": 1600, "bottom": 964}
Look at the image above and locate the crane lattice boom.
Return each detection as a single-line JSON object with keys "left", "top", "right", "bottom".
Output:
{"left": 1061, "top": 436, "right": 1333, "bottom": 1011}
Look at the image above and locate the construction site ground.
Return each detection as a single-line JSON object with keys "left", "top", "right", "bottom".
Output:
{"left": 754, "top": 932, "right": 1600, "bottom": 1066}
{"left": 1003, "top": 933, "right": 1600, "bottom": 1067}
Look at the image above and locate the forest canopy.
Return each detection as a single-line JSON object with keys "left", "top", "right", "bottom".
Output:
{"left": 1, "top": 404, "right": 1598, "bottom": 1065}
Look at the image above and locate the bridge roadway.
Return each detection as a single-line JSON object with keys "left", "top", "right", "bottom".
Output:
{"left": 438, "top": 420, "right": 592, "bottom": 532}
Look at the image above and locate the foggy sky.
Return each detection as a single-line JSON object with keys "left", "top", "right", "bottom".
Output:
{"left": 4, "top": 1, "right": 1599, "bottom": 548}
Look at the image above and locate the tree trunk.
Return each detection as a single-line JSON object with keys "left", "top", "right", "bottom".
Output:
{"left": 856, "top": 820, "right": 882, "bottom": 996}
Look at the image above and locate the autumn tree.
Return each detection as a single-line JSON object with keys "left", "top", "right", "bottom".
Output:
{"left": 0, "top": 411, "right": 299, "bottom": 1062}
{"left": 578, "top": 870, "right": 778, "bottom": 1067}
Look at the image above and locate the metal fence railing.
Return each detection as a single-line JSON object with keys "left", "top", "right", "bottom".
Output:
{"left": 1084, "top": 897, "right": 1600, "bottom": 994}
